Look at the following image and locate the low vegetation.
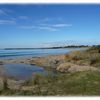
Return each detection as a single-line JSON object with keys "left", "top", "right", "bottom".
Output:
{"left": 0, "top": 71, "right": 100, "bottom": 96}
{"left": 0, "top": 45, "right": 100, "bottom": 96}
{"left": 65, "top": 45, "right": 100, "bottom": 68}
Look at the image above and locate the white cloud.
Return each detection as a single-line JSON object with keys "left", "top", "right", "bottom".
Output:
{"left": 3, "top": 8, "right": 13, "bottom": 13}
{"left": 19, "top": 23, "right": 72, "bottom": 31}
{"left": 38, "top": 26, "right": 57, "bottom": 31}
{"left": 36, "top": 17, "right": 51, "bottom": 23}
{"left": 19, "top": 16, "right": 29, "bottom": 20}
{"left": 19, "top": 17, "right": 72, "bottom": 31}
{"left": 41, "top": 18, "right": 50, "bottom": 22}
{"left": 37, "top": 17, "right": 72, "bottom": 29}
{"left": 0, "top": 8, "right": 13, "bottom": 15}
{"left": 10, "top": 17, "right": 16, "bottom": 21}
{"left": 37, "top": 23, "right": 72, "bottom": 31}
{"left": 40, "top": 23, "right": 72, "bottom": 28}
{"left": 36, "top": 17, "right": 67, "bottom": 23}
{"left": 0, "top": 9, "right": 16, "bottom": 25}
{"left": 19, "top": 25, "right": 57, "bottom": 31}
{"left": 0, "top": 19, "right": 16, "bottom": 24}
{"left": 0, "top": 9, "right": 6, "bottom": 15}
{"left": 52, "top": 24, "right": 72, "bottom": 27}
{"left": 19, "top": 25, "right": 35, "bottom": 29}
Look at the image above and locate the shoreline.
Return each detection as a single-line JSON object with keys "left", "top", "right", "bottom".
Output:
{"left": 0, "top": 47, "right": 88, "bottom": 64}
{"left": 0, "top": 48, "right": 99, "bottom": 73}
{"left": 0, "top": 47, "right": 100, "bottom": 80}
{"left": 0, "top": 46, "right": 100, "bottom": 95}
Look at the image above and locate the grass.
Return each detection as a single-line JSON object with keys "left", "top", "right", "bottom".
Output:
{"left": 0, "top": 71, "right": 100, "bottom": 96}
{"left": 32, "top": 71, "right": 100, "bottom": 96}
{"left": 65, "top": 46, "right": 100, "bottom": 68}
{"left": 0, "top": 46, "right": 100, "bottom": 96}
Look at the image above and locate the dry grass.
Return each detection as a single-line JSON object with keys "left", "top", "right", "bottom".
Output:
{"left": 0, "top": 71, "right": 100, "bottom": 96}
{"left": 65, "top": 47, "right": 100, "bottom": 68}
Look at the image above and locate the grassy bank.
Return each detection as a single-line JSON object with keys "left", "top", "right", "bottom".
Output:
{"left": 0, "top": 46, "right": 100, "bottom": 96}
{"left": 0, "top": 71, "right": 100, "bottom": 96}
{"left": 65, "top": 45, "right": 100, "bottom": 68}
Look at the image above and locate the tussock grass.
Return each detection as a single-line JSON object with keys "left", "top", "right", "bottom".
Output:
{"left": 0, "top": 46, "right": 100, "bottom": 96}
{"left": 65, "top": 46, "right": 100, "bottom": 67}
{"left": 2, "top": 71, "right": 99, "bottom": 96}
{"left": 0, "top": 71, "right": 99, "bottom": 96}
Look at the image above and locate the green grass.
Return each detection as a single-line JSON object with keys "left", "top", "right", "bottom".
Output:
{"left": 32, "top": 71, "right": 100, "bottom": 96}
{"left": 0, "top": 46, "right": 100, "bottom": 96}
{"left": 1, "top": 71, "right": 100, "bottom": 96}
{"left": 24, "top": 71, "right": 100, "bottom": 96}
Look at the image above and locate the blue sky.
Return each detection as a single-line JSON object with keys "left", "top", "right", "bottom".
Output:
{"left": 0, "top": 4, "right": 100, "bottom": 48}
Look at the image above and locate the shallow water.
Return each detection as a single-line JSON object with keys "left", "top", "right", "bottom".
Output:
{"left": 1, "top": 48, "right": 87, "bottom": 80}
{"left": 3, "top": 64, "right": 47, "bottom": 80}
{"left": 0, "top": 48, "right": 86, "bottom": 59}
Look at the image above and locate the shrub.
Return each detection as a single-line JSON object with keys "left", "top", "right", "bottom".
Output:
{"left": 88, "top": 45, "right": 100, "bottom": 52}
{"left": 3, "top": 77, "right": 9, "bottom": 90}
{"left": 33, "top": 74, "right": 42, "bottom": 85}
{"left": 33, "top": 74, "right": 45, "bottom": 95}
{"left": 23, "top": 78, "right": 34, "bottom": 86}
{"left": 65, "top": 54, "right": 70, "bottom": 58}
{"left": 72, "top": 55, "right": 82, "bottom": 61}
{"left": 90, "top": 56, "right": 97, "bottom": 65}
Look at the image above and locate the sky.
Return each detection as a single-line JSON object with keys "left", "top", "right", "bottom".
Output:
{"left": 0, "top": 4, "right": 100, "bottom": 48}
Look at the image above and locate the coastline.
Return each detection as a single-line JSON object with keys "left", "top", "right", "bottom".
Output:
{"left": 0, "top": 47, "right": 100, "bottom": 95}
{"left": 0, "top": 48, "right": 99, "bottom": 74}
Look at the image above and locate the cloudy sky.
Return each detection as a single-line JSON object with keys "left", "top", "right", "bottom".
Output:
{"left": 0, "top": 4, "right": 100, "bottom": 48}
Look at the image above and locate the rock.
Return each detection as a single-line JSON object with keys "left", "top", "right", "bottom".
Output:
{"left": 20, "top": 61, "right": 24, "bottom": 63}
{"left": 43, "top": 59, "right": 65, "bottom": 69}
{"left": 0, "top": 61, "right": 3, "bottom": 65}
{"left": 46, "top": 59, "right": 60, "bottom": 68}
{"left": 56, "top": 62, "right": 73, "bottom": 72}
{"left": 7, "top": 79, "right": 25, "bottom": 90}
{"left": 57, "top": 62, "right": 98, "bottom": 73}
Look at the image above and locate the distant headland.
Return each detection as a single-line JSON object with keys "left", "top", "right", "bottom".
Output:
{"left": 4, "top": 45, "right": 91, "bottom": 50}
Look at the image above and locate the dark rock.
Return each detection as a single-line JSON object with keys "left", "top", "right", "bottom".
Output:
{"left": 0, "top": 61, "right": 3, "bottom": 65}
{"left": 30, "top": 63, "right": 35, "bottom": 65}
{"left": 44, "top": 59, "right": 60, "bottom": 69}
{"left": 20, "top": 61, "right": 24, "bottom": 63}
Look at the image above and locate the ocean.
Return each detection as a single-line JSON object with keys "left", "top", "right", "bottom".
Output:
{"left": 0, "top": 48, "right": 87, "bottom": 80}
{"left": 0, "top": 48, "right": 85, "bottom": 59}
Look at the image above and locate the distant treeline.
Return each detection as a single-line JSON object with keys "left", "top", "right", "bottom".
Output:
{"left": 50, "top": 45, "right": 89, "bottom": 49}
{"left": 4, "top": 45, "right": 90, "bottom": 50}
{"left": 89, "top": 45, "right": 100, "bottom": 51}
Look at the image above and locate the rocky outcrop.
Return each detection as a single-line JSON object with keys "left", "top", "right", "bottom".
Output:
{"left": 56, "top": 62, "right": 98, "bottom": 73}
{"left": 0, "top": 50, "right": 99, "bottom": 74}
{"left": 29, "top": 54, "right": 66, "bottom": 69}
{"left": 0, "top": 61, "right": 3, "bottom": 65}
